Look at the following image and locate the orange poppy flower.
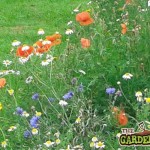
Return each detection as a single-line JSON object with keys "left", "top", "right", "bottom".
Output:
{"left": 118, "top": 110, "right": 128, "bottom": 126}
{"left": 35, "top": 41, "right": 43, "bottom": 47}
{"left": 81, "top": 38, "right": 90, "bottom": 48}
{"left": 51, "top": 39, "right": 61, "bottom": 46}
{"left": 46, "top": 33, "right": 61, "bottom": 42}
{"left": 16, "top": 45, "right": 34, "bottom": 57}
{"left": 126, "top": 0, "right": 131, "bottom": 4}
{"left": 121, "top": 24, "right": 127, "bottom": 34}
{"left": 46, "top": 33, "right": 62, "bottom": 47}
{"left": 0, "top": 78, "right": 6, "bottom": 88}
{"left": 34, "top": 40, "right": 52, "bottom": 53}
{"left": 76, "top": 12, "right": 94, "bottom": 26}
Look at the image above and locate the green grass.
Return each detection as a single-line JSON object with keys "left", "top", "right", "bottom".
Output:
{"left": 0, "top": 0, "right": 150, "bottom": 149}
{"left": 0, "top": 0, "right": 88, "bottom": 56}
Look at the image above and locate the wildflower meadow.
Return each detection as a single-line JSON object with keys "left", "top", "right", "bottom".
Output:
{"left": 0, "top": 0, "right": 150, "bottom": 149}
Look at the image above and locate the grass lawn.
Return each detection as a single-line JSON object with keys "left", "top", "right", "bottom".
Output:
{"left": 0, "top": 0, "right": 88, "bottom": 57}
{"left": 0, "top": 0, "right": 150, "bottom": 149}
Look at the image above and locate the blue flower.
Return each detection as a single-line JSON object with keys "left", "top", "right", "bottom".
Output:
{"left": 24, "top": 130, "right": 32, "bottom": 138}
{"left": 16, "top": 107, "right": 24, "bottom": 115}
{"left": 32, "top": 93, "right": 39, "bottom": 100}
{"left": 30, "top": 116, "right": 40, "bottom": 128}
{"left": 63, "top": 91, "right": 74, "bottom": 100}
{"left": 106, "top": 88, "right": 116, "bottom": 94}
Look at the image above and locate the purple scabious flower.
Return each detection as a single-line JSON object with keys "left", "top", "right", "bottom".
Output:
{"left": 30, "top": 116, "right": 40, "bottom": 128}
{"left": 106, "top": 88, "right": 116, "bottom": 94}
{"left": 24, "top": 130, "right": 32, "bottom": 138}
{"left": 63, "top": 91, "right": 74, "bottom": 100}
{"left": 16, "top": 107, "right": 24, "bottom": 115}
{"left": 77, "top": 83, "right": 84, "bottom": 92}
{"left": 32, "top": 93, "right": 39, "bottom": 100}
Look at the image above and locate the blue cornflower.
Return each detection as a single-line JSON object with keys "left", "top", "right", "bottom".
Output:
{"left": 63, "top": 91, "right": 74, "bottom": 100}
{"left": 32, "top": 93, "right": 39, "bottom": 100}
{"left": 24, "top": 130, "right": 32, "bottom": 138}
{"left": 30, "top": 116, "right": 40, "bottom": 128}
{"left": 16, "top": 107, "right": 24, "bottom": 115}
{"left": 106, "top": 88, "right": 116, "bottom": 94}
{"left": 77, "top": 83, "right": 84, "bottom": 92}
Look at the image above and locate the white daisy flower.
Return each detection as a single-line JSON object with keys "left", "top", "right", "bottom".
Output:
{"left": 148, "top": 0, "right": 150, "bottom": 7}
{"left": 54, "top": 132, "right": 60, "bottom": 138}
{"left": 135, "top": 91, "right": 142, "bottom": 97}
{"left": 22, "top": 111, "right": 29, "bottom": 117}
{"left": 47, "top": 57, "right": 54, "bottom": 63}
{"left": 55, "top": 139, "right": 61, "bottom": 145}
{"left": 59, "top": 100, "right": 68, "bottom": 106}
{"left": 38, "top": 28, "right": 45, "bottom": 35}
{"left": 8, "top": 126, "right": 17, "bottom": 132}
{"left": 95, "top": 141, "right": 105, "bottom": 149}
{"left": 35, "top": 52, "right": 43, "bottom": 58}
{"left": 41, "top": 59, "right": 50, "bottom": 66}
{"left": 44, "top": 140, "right": 55, "bottom": 147}
{"left": 92, "top": 137, "right": 98, "bottom": 142}
{"left": 65, "top": 29, "right": 74, "bottom": 35}
{"left": 42, "top": 40, "right": 51, "bottom": 45}
{"left": 25, "top": 76, "right": 33, "bottom": 84}
{"left": 122, "top": 73, "right": 133, "bottom": 80}
{"left": 12, "top": 40, "right": 21, "bottom": 47}
{"left": 32, "top": 128, "right": 38, "bottom": 135}
{"left": 22, "top": 45, "right": 30, "bottom": 51}
{"left": 0, "top": 70, "right": 9, "bottom": 75}
{"left": 1, "top": 140, "right": 7, "bottom": 148}
{"left": 3, "top": 60, "right": 12, "bottom": 67}
{"left": 19, "top": 57, "right": 29, "bottom": 64}
{"left": 46, "top": 54, "right": 53, "bottom": 59}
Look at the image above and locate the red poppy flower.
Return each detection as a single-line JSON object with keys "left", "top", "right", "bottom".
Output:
{"left": 34, "top": 40, "right": 52, "bottom": 53}
{"left": 76, "top": 12, "right": 94, "bottom": 26}
{"left": 16, "top": 45, "right": 34, "bottom": 57}
{"left": 81, "top": 38, "right": 90, "bottom": 48}
{"left": 118, "top": 110, "right": 128, "bottom": 126}
{"left": 46, "top": 33, "right": 61, "bottom": 42}
{"left": 0, "top": 78, "right": 6, "bottom": 88}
